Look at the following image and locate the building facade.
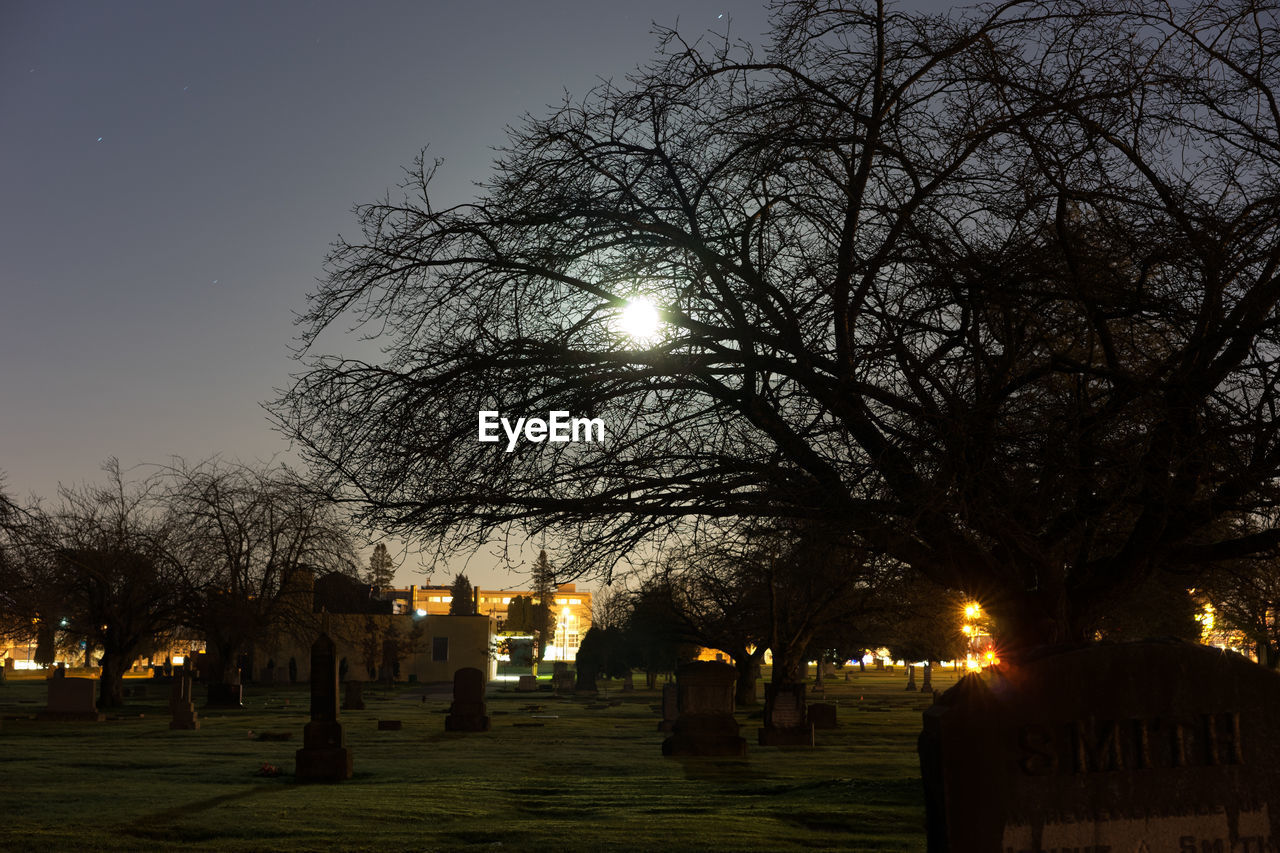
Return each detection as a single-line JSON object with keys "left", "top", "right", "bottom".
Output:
{"left": 384, "top": 583, "right": 592, "bottom": 662}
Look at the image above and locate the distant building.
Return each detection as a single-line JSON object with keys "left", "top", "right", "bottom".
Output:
{"left": 381, "top": 582, "right": 592, "bottom": 662}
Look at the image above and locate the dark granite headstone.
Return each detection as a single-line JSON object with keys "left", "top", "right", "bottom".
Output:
{"left": 808, "top": 702, "right": 838, "bottom": 730}
{"left": 905, "top": 665, "right": 918, "bottom": 691}
{"left": 919, "top": 641, "right": 1280, "bottom": 851}
{"left": 37, "top": 677, "right": 103, "bottom": 721}
{"left": 758, "top": 682, "right": 814, "bottom": 746}
{"left": 342, "top": 681, "right": 365, "bottom": 711}
{"left": 169, "top": 668, "right": 200, "bottom": 730}
{"left": 444, "top": 667, "right": 490, "bottom": 732}
{"left": 516, "top": 674, "right": 537, "bottom": 692}
{"left": 205, "top": 682, "right": 243, "bottom": 708}
{"left": 874, "top": 658, "right": 885, "bottom": 671}
{"left": 621, "top": 672, "right": 634, "bottom": 693}
{"left": 551, "top": 670, "right": 575, "bottom": 693}
{"left": 294, "top": 633, "right": 353, "bottom": 782}
{"left": 921, "top": 662, "right": 933, "bottom": 693}
{"left": 662, "top": 660, "right": 747, "bottom": 757}
{"left": 657, "top": 682, "right": 678, "bottom": 732}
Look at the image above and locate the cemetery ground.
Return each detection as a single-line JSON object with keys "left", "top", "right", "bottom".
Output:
{"left": 0, "top": 667, "right": 964, "bottom": 852}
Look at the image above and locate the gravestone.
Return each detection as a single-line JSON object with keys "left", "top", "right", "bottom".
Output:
{"left": 37, "top": 677, "right": 103, "bottom": 721}
{"left": 342, "top": 681, "right": 365, "bottom": 711}
{"left": 294, "top": 633, "right": 353, "bottom": 782}
{"left": 444, "top": 667, "right": 490, "bottom": 732}
{"left": 205, "top": 682, "right": 243, "bottom": 708}
{"left": 921, "top": 662, "right": 933, "bottom": 693}
{"left": 516, "top": 674, "right": 538, "bottom": 692}
{"left": 919, "top": 641, "right": 1280, "bottom": 852}
{"left": 758, "top": 682, "right": 814, "bottom": 746}
{"left": 551, "top": 670, "right": 575, "bottom": 693}
{"left": 575, "top": 661, "right": 598, "bottom": 694}
{"left": 657, "top": 682, "right": 678, "bottom": 732}
{"left": 662, "top": 660, "right": 747, "bottom": 757}
{"left": 808, "top": 702, "right": 838, "bottom": 730}
{"left": 169, "top": 667, "right": 200, "bottom": 730}
{"left": 376, "top": 719, "right": 401, "bottom": 731}
{"left": 621, "top": 672, "right": 635, "bottom": 693}
{"left": 905, "top": 665, "right": 918, "bottom": 691}
{"left": 874, "top": 658, "right": 885, "bottom": 672}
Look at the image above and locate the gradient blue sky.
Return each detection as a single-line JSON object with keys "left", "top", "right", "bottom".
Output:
{"left": 1, "top": 1, "right": 948, "bottom": 588}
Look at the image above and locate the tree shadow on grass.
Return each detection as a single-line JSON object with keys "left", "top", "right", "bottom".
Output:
{"left": 116, "top": 783, "right": 297, "bottom": 841}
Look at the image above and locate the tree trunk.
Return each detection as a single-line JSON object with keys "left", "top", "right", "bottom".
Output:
{"left": 770, "top": 645, "right": 806, "bottom": 684}
{"left": 97, "top": 649, "right": 127, "bottom": 708}
{"left": 1262, "top": 640, "right": 1280, "bottom": 670}
{"left": 988, "top": 587, "right": 1087, "bottom": 661}
{"left": 732, "top": 651, "right": 758, "bottom": 706}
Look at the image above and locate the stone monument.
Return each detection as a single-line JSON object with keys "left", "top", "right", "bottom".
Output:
{"left": 657, "top": 682, "right": 678, "bottom": 732}
{"left": 662, "top": 660, "right": 747, "bottom": 757}
{"left": 342, "top": 680, "right": 365, "bottom": 711}
{"left": 205, "top": 681, "right": 243, "bottom": 708}
{"left": 808, "top": 702, "right": 838, "bottom": 729}
{"left": 294, "top": 633, "right": 353, "bottom": 782}
{"left": 919, "top": 641, "right": 1280, "bottom": 851}
{"left": 758, "top": 682, "right": 814, "bottom": 746}
{"left": 444, "top": 667, "right": 490, "bottom": 732}
{"left": 37, "top": 676, "right": 103, "bottom": 722}
{"left": 168, "top": 666, "right": 200, "bottom": 730}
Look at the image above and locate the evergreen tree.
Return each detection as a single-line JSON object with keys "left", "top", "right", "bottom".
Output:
{"left": 449, "top": 573, "right": 475, "bottom": 615}
{"left": 367, "top": 543, "right": 395, "bottom": 588}
{"left": 531, "top": 550, "right": 558, "bottom": 660}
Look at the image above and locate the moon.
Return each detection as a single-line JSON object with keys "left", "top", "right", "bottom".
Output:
{"left": 619, "top": 296, "right": 661, "bottom": 341}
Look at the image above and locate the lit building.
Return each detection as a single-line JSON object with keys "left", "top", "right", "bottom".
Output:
{"left": 381, "top": 583, "right": 592, "bottom": 661}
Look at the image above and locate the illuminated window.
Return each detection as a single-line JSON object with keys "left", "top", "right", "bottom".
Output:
{"left": 502, "top": 597, "right": 511, "bottom": 604}
{"left": 570, "top": 599, "right": 581, "bottom": 605}
{"left": 568, "top": 632, "right": 580, "bottom": 649}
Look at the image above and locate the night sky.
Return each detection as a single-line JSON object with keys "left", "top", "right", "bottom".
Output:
{"left": 1, "top": 2, "right": 944, "bottom": 586}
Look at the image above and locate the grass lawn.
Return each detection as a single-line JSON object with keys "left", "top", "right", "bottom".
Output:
{"left": 0, "top": 666, "right": 966, "bottom": 852}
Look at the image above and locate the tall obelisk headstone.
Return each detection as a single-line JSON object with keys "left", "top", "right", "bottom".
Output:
{"left": 294, "top": 632, "right": 352, "bottom": 782}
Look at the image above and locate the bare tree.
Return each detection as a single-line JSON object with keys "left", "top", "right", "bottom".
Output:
{"left": 0, "top": 461, "right": 184, "bottom": 707}
{"left": 276, "top": 0, "right": 1280, "bottom": 654}
{"left": 166, "top": 459, "right": 359, "bottom": 686}
{"left": 1202, "top": 553, "right": 1280, "bottom": 668}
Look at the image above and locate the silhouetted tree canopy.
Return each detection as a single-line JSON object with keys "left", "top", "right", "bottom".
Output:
{"left": 277, "top": 0, "right": 1280, "bottom": 652}
{"left": 0, "top": 460, "right": 184, "bottom": 708}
